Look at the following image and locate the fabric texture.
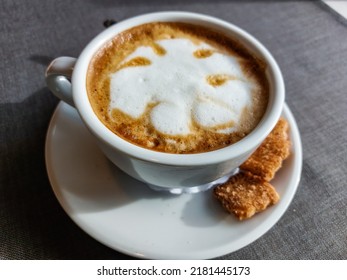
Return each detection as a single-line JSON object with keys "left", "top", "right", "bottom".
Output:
{"left": 0, "top": 0, "right": 346, "bottom": 259}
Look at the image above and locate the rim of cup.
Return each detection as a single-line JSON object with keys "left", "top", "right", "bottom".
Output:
{"left": 72, "top": 11, "right": 285, "bottom": 166}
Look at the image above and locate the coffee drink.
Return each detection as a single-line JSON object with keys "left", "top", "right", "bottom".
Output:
{"left": 87, "top": 22, "right": 269, "bottom": 154}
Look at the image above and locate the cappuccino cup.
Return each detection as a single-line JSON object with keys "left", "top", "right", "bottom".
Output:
{"left": 46, "top": 12, "right": 284, "bottom": 194}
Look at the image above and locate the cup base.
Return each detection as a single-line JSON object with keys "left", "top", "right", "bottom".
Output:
{"left": 146, "top": 168, "right": 239, "bottom": 194}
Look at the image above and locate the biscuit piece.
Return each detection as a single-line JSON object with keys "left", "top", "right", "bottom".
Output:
{"left": 240, "top": 118, "right": 291, "bottom": 181}
{"left": 214, "top": 172, "right": 280, "bottom": 220}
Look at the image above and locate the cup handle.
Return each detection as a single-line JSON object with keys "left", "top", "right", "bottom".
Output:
{"left": 45, "top": 56, "right": 77, "bottom": 107}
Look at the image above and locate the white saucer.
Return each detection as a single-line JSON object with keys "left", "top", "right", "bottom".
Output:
{"left": 45, "top": 102, "right": 302, "bottom": 259}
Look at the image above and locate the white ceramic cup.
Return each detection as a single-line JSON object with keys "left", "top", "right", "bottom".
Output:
{"left": 46, "top": 11, "right": 285, "bottom": 194}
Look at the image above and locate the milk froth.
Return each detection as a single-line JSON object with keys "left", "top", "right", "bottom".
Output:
{"left": 109, "top": 38, "right": 253, "bottom": 135}
{"left": 87, "top": 22, "right": 268, "bottom": 153}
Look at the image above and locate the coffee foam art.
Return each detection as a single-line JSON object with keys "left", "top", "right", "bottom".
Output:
{"left": 109, "top": 38, "right": 253, "bottom": 135}
{"left": 87, "top": 22, "right": 269, "bottom": 153}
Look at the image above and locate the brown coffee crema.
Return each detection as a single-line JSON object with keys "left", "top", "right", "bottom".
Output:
{"left": 87, "top": 22, "right": 269, "bottom": 154}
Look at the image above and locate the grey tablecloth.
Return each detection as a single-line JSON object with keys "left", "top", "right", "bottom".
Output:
{"left": 1, "top": 0, "right": 346, "bottom": 260}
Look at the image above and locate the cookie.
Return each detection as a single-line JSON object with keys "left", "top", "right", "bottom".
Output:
{"left": 240, "top": 118, "right": 291, "bottom": 181}
{"left": 214, "top": 172, "right": 280, "bottom": 220}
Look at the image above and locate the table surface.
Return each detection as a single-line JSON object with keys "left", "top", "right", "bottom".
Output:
{"left": 1, "top": 0, "right": 346, "bottom": 260}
